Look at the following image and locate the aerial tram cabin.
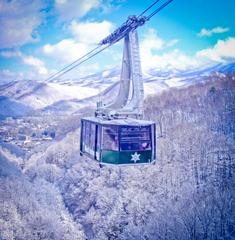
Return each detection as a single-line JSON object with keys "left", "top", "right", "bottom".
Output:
{"left": 79, "top": 14, "right": 159, "bottom": 166}
{"left": 80, "top": 117, "right": 156, "bottom": 165}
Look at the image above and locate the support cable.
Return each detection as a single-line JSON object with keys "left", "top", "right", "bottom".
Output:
{"left": 46, "top": 45, "right": 102, "bottom": 82}
{"left": 146, "top": 0, "right": 174, "bottom": 20}
{"left": 138, "top": 0, "right": 161, "bottom": 17}
{"left": 48, "top": 44, "right": 111, "bottom": 81}
{"left": 44, "top": 0, "right": 174, "bottom": 82}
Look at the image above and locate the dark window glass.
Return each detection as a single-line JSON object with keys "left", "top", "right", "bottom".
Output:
{"left": 96, "top": 125, "right": 101, "bottom": 151}
{"left": 84, "top": 121, "right": 90, "bottom": 145}
{"left": 82, "top": 121, "right": 95, "bottom": 154}
{"left": 120, "top": 126, "right": 151, "bottom": 151}
{"left": 95, "top": 125, "right": 100, "bottom": 160}
{"left": 102, "top": 125, "right": 119, "bottom": 150}
{"left": 120, "top": 142, "right": 151, "bottom": 151}
{"left": 90, "top": 123, "right": 96, "bottom": 150}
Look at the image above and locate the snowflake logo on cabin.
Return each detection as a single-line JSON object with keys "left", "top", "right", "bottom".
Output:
{"left": 131, "top": 152, "right": 141, "bottom": 163}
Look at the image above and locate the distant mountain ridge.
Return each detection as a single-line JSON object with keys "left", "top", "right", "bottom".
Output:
{"left": 0, "top": 62, "right": 234, "bottom": 118}
{"left": 0, "top": 96, "right": 33, "bottom": 120}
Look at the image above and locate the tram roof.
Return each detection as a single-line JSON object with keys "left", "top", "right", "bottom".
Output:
{"left": 82, "top": 117, "right": 155, "bottom": 126}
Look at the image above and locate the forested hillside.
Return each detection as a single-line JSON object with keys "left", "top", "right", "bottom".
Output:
{"left": 0, "top": 74, "right": 234, "bottom": 240}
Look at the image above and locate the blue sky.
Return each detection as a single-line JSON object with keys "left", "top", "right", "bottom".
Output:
{"left": 0, "top": 0, "right": 235, "bottom": 82}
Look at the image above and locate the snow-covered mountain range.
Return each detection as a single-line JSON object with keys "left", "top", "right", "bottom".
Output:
{"left": 0, "top": 62, "right": 234, "bottom": 118}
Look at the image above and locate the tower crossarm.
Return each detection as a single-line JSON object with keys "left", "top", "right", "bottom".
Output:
{"left": 99, "top": 15, "right": 147, "bottom": 46}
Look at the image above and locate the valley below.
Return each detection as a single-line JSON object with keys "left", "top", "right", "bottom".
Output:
{"left": 0, "top": 67, "right": 235, "bottom": 240}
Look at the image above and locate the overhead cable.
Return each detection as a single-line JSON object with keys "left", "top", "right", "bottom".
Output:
{"left": 46, "top": 45, "right": 102, "bottom": 82}
{"left": 138, "top": 0, "right": 161, "bottom": 17}
{"left": 48, "top": 44, "right": 111, "bottom": 81}
{"left": 146, "top": 0, "right": 174, "bottom": 20}
{"left": 44, "top": 0, "right": 174, "bottom": 82}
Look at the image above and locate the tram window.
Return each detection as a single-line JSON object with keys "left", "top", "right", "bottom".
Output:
{"left": 96, "top": 125, "right": 101, "bottom": 160}
{"left": 140, "top": 142, "right": 151, "bottom": 150}
{"left": 121, "top": 142, "right": 138, "bottom": 151}
{"left": 120, "top": 141, "right": 151, "bottom": 151}
{"left": 82, "top": 121, "right": 96, "bottom": 152}
{"left": 84, "top": 121, "right": 90, "bottom": 145}
{"left": 90, "top": 123, "right": 96, "bottom": 150}
{"left": 120, "top": 127, "right": 150, "bottom": 141}
{"left": 102, "top": 126, "right": 119, "bottom": 150}
{"left": 120, "top": 126, "right": 151, "bottom": 151}
{"left": 96, "top": 125, "right": 101, "bottom": 151}
{"left": 81, "top": 121, "right": 85, "bottom": 142}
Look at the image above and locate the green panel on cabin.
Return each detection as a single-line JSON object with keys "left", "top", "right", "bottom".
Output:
{"left": 119, "top": 150, "right": 152, "bottom": 164}
{"left": 101, "top": 150, "right": 152, "bottom": 164}
{"left": 101, "top": 150, "right": 119, "bottom": 164}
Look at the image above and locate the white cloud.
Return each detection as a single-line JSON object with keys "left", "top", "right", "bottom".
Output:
{"left": 42, "top": 38, "right": 104, "bottom": 77}
{"left": 0, "top": 49, "right": 48, "bottom": 76}
{"left": 43, "top": 39, "right": 89, "bottom": 64}
{"left": 0, "top": 50, "right": 22, "bottom": 58}
{"left": 140, "top": 28, "right": 235, "bottom": 71}
{"left": 198, "top": 26, "right": 229, "bottom": 37}
{"left": 0, "top": 69, "right": 25, "bottom": 83}
{"left": 140, "top": 29, "right": 198, "bottom": 71}
{"left": 141, "top": 29, "right": 165, "bottom": 54}
{"left": 0, "top": 0, "right": 45, "bottom": 48}
{"left": 22, "top": 55, "right": 48, "bottom": 75}
{"left": 140, "top": 29, "right": 179, "bottom": 58}
{"left": 42, "top": 19, "right": 114, "bottom": 76}
{"left": 142, "top": 49, "right": 203, "bottom": 71}
{"left": 55, "top": 0, "right": 101, "bottom": 21}
{"left": 166, "top": 39, "right": 179, "bottom": 47}
{"left": 196, "top": 37, "right": 235, "bottom": 62}
{"left": 69, "top": 20, "right": 114, "bottom": 44}
{"left": 0, "top": 68, "right": 49, "bottom": 82}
